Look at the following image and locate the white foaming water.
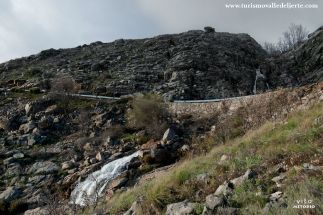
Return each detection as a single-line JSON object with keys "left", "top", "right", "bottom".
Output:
{"left": 70, "top": 151, "right": 140, "bottom": 206}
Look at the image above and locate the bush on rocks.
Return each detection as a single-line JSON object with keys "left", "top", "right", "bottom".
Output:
{"left": 127, "top": 93, "right": 170, "bottom": 139}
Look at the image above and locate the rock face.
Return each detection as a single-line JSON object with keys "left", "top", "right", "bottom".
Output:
{"left": 0, "top": 29, "right": 266, "bottom": 100}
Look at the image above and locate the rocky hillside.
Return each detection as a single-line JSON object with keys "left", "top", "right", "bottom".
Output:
{"left": 262, "top": 26, "right": 323, "bottom": 88}
{"left": 1, "top": 27, "right": 268, "bottom": 100}
{"left": 0, "top": 27, "right": 322, "bottom": 215}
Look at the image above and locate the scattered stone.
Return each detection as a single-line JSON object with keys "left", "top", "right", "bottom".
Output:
{"left": 205, "top": 194, "right": 224, "bottom": 210}
{"left": 219, "top": 154, "right": 229, "bottom": 164}
{"left": 313, "top": 116, "right": 323, "bottom": 126}
{"left": 3, "top": 157, "right": 15, "bottom": 165}
{"left": 38, "top": 116, "right": 53, "bottom": 129}
{"left": 29, "top": 161, "right": 59, "bottom": 174}
{"left": 230, "top": 169, "right": 254, "bottom": 187}
{"left": 19, "top": 121, "right": 36, "bottom": 134}
{"left": 272, "top": 174, "right": 285, "bottom": 187}
{"left": 162, "top": 128, "right": 176, "bottom": 144}
{"left": 214, "top": 182, "right": 234, "bottom": 196}
{"left": 195, "top": 173, "right": 210, "bottom": 183}
{"left": 303, "top": 163, "right": 322, "bottom": 171}
{"left": 166, "top": 200, "right": 197, "bottom": 215}
{"left": 13, "top": 152, "right": 24, "bottom": 159}
{"left": 0, "top": 186, "right": 21, "bottom": 202}
{"left": 61, "top": 161, "right": 75, "bottom": 170}
{"left": 25, "top": 103, "right": 32, "bottom": 115}
{"left": 96, "top": 152, "right": 106, "bottom": 161}
{"left": 28, "top": 175, "right": 46, "bottom": 184}
{"left": 180, "top": 144, "right": 190, "bottom": 152}
{"left": 24, "top": 207, "right": 48, "bottom": 215}
{"left": 123, "top": 200, "right": 142, "bottom": 215}
{"left": 216, "top": 207, "right": 239, "bottom": 215}
{"left": 109, "top": 177, "right": 128, "bottom": 190}
{"left": 269, "top": 191, "right": 283, "bottom": 202}
{"left": 45, "top": 104, "right": 58, "bottom": 114}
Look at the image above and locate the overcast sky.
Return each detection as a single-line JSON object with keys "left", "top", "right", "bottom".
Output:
{"left": 0, "top": 0, "right": 322, "bottom": 63}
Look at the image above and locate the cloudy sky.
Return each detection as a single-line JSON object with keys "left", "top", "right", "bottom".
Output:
{"left": 0, "top": 0, "right": 322, "bottom": 63}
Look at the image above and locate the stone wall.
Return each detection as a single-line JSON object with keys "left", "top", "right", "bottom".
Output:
{"left": 168, "top": 83, "right": 323, "bottom": 118}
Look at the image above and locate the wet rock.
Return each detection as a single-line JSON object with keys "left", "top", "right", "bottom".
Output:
{"left": 218, "top": 155, "right": 229, "bottom": 164}
{"left": 166, "top": 200, "right": 197, "bottom": 215}
{"left": 109, "top": 177, "right": 128, "bottom": 190}
{"left": 195, "top": 173, "right": 210, "bottom": 183}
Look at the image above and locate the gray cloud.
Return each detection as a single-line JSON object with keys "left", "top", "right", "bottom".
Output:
{"left": 0, "top": 0, "right": 322, "bottom": 63}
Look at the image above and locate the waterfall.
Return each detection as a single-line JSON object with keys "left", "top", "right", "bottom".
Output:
{"left": 70, "top": 151, "right": 140, "bottom": 206}
{"left": 253, "top": 69, "right": 266, "bottom": 94}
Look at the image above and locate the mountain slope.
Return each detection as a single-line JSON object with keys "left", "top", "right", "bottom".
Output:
{"left": 263, "top": 26, "right": 323, "bottom": 88}
{"left": 0, "top": 29, "right": 267, "bottom": 100}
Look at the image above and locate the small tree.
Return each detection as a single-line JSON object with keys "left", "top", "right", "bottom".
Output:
{"left": 50, "top": 74, "right": 77, "bottom": 111}
{"left": 263, "top": 23, "right": 309, "bottom": 54}
{"left": 127, "top": 93, "right": 169, "bottom": 139}
{"left": 281, "top": 23, "right": 309, "bottom": 50}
